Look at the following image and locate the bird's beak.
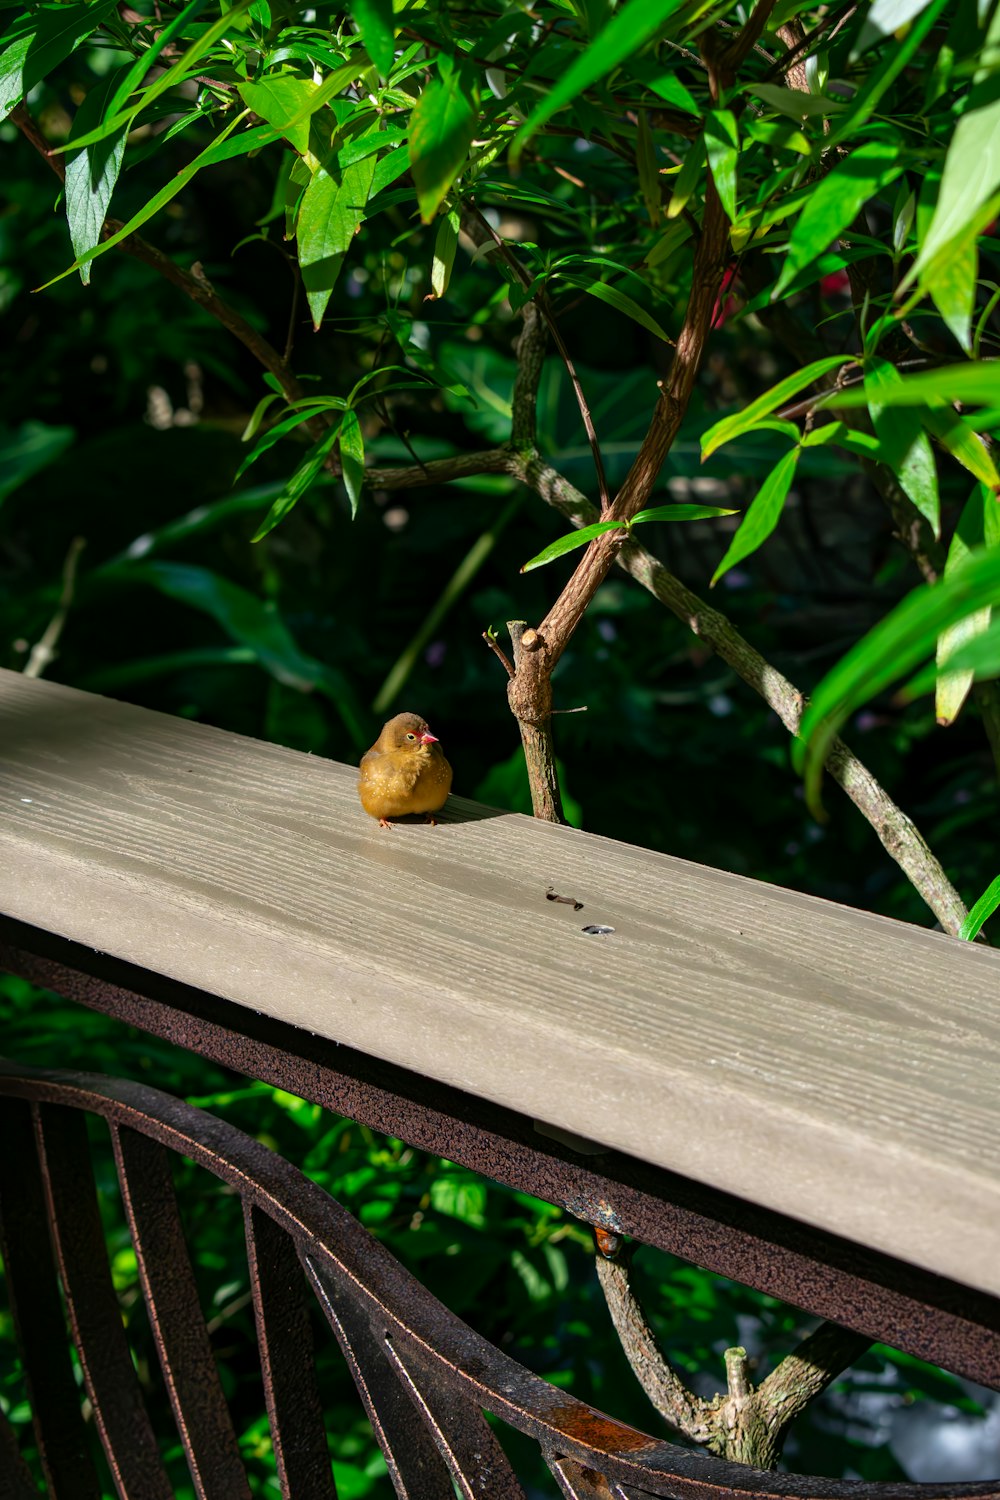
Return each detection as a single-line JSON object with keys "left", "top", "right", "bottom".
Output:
{"left": 419, "top": 730, "right": 438, "bottom": 744}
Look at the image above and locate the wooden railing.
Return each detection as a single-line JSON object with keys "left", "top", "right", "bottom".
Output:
{"left": 1, "top": 667, "right": 999, "bottom": 1495}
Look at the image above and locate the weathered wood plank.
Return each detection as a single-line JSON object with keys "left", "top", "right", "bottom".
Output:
{"left": 1, "top": 668, "right": 998, "bottom": 1298}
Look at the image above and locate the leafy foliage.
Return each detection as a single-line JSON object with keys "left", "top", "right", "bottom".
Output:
{"left": 4, "top": 0, "right": 1000, "bottom": 1485}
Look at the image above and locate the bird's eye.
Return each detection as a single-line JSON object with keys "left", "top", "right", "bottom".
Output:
{"left": 405, "top": 732, "right": 416, "bottom": 741}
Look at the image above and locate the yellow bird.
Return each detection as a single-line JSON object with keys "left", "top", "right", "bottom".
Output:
{"left": 358, "top": 712, "right": 453, "bottom": 827}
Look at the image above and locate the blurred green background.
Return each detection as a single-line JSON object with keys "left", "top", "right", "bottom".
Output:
{"left": 3, "top": 40, "right": 999, "bottom": 1494}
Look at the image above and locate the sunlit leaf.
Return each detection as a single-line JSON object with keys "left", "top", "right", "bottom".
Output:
{"left": 239, "top": 75, "right": 321, "bottom": 155}
{"left": 852, "top": 0, "right": 937, "bottom": 55}
{"left": 0, "top": 0, "right": 118, "bottom": 122}
{"left": 631, "top": 504, "right": 737, "bottom": 524}
{"left": 666, "top": 138, "right": 704, "bottom": 221}
{"left": 864, "top": 357, "right": 940, "bottom": 536}
{"left": 908, "top": 97, "right": 1000, "bottom": 284}
{"left": 298, "top": 153, "right": 376, "bottom": 328}
{"left": 959, "top": 873, "right": 1000, "bottom": 941}
{"left": 521, "top": 520, "right": 624, "bottom": 572}
{"left": 795, "top": 547, "right": 1000, "bottom": 811}
{"left": 704, "top": 109, "right": 738, "bottom": 223}
{"left": 824, "top": 363, "right": 1000, "bottom": 410}
{"left": 64, "top": 67, "right": 128, "bottom": 286}
{"left": 37, "top": 114, "right": 271, "bottom": 288}
{"left": 747, "top": 83, "right": 845, "bottom": 119}
{"left": 936, "top": 490, "right": 992, "bottom": 724}
{"left": 773, "top": 142, "right": 906, "bottom": 298}
{"left": 410, "top": 63, "right": 476, "bottom": 223}
{"left": 711, "top": 447, "right": 800, "bottom": 585}
{"left": 701, "top": 356, "right": 848, "bottom": 457}
{"left": 430, "top": 208, "right": 460, "bottom": 299}
{"left": 920, "top": 405, "right": 1000, "bottom": 491}
{"left": 339, "top": 408, "right": 365, "bottom": 517}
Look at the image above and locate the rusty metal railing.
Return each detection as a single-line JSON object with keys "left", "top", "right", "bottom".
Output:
{"left": 1, "top": 1060, "right": 998, "bottom": 1500}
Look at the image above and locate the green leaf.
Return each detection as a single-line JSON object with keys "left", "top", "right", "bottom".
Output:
{"left": 920, "top": 405, "right": 1000, "bottom": 491}
{"left": 239, "top": 75, "right": 322, "bottom": 155}
{"left": 521, "top": 520, "right": 624, "bottom": 572}
{"left": 959, "top": 873, "right": 1000, "bottom": 941}
{"left": 852, "top": 0, "right": 937, "bottom": 55}
{"left": 58, "top": 0, "right": 254, "bottom": 151}
{"left": 631, "top": 504, "right": 737, "bottom": 524}
{"left": 0, "top": 0, "right": 119, "bottom": 122}
{"left": 935, "top": 490, "right": 991, "bottom": 725}
{"left": 665, "top": 138, "right": 704, "bottom": 221}
{"left": 64, "top": 68, "right": 128, "bottom": 287}
{"left": 298, "top": 153, "right": 376, "bottom": 328}
{"left": 800, "top": 421, "right": 881, "bottom": 458}
{"left": 909, "top": 98, "right": 1000, "bottom": 283}
{"left": 580, "top": 281, "right": 672, "bottom": 342}
{"left": 235, "top": 405, "right": 331, "bottom": 482}
{"left": 510, "top": 0, "right": 686, "bottom": 165}
{"left": 251, "top": 422, "right": 342, "bottom": 541}
{"left": 410, "top": 66, "right": 476, "bottom": 223}
{"left": 926, "top": 235, "right": 978, "bottom": 354}
{"left": 339, "top": 408, "right": 365, "bottom": 517}
{"left": 37, "top": 113, "right": 267, "bottom": 288}
{"left": 348, "top": 0, "right": 394, "bottom": 76}
{"left": 795, "top": 547, "right": 1000, "bottom": 811}
{"left": 824, "top": 362, "right": 1000, "bottom": 410}
{"left": 701, "top": 356, "right": 848, "bottom": 457}
{"left": 430, "top": 208, "right": 460, "bottom": 299}
{"left": 864, "top": 357, "right": 940, "bottom": 537}
{"left": 773, "top": 141, "right": 906, "bottom": 299}
{"left": 711, "top": 447, "right": 801, "bottom": 585}
{"left": 103, "top": 0, "right": 207, "bottom": 124}
{"left": 704, "top": 109, "right": 738, "bottom": 223}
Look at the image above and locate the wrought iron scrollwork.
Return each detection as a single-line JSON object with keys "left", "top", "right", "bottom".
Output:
{"left": 0, "top": 1061, "right": 997, "bottom": 1500}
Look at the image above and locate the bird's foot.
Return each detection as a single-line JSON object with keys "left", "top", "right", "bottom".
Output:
{"left": 424, "top": 813, "right": 438, "bottom": 826}
{"left": 378, "top": 817, "right": 393, "bottom": 829}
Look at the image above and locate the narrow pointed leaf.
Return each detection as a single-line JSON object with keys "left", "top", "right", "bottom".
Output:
{"left": 864, "top": 357, "right": 940, "bottom": 536}
{"left": 909, "top": 97, "right": 1000, "bottom": 282}
{"left": 920, "top": 404, "right": 1000, "bottom": 490}
{"left": 773, "top": 142, "right": 905, "bottom": 298}
{"left": 959, "top": 874, "right": 1000, "bottom": 941}
{"left": 581, "top": 282, "right": 672, "bottom": 342}
{"left": 936, "top": 490, "right": 991, "bottom": 724}
{"left": 711, "top": 448, "right": 800, "bottom": 585}
{"left": 510, "top": 0, "right": 686, "bottom": 164}
{"left": 631, "top": 505, "right": 737, "bottom": 523}
{"left": 339, "top": 409, "right": 365, "bottom": 517}
{"left": 0, "top": 0, "right": 119, "bottom": 122}
{"left": 410, "top": 69, "right": 476, "bottom": 223}
{"left": 704, "top": 109, "right": 738, "bottom": 223}
{"left": 298, "top": 154, "right": 376, "bottom": 328}
{"left": 701, "top": 356, "right": 848, "bottom": 457}
{"left": 521, "top": 521, "right": 624, "bottom": 572}
{"left": 795, "top": 548, "right": 1000, "bottom": 810}
{"left": 64, "top": 68, "right": 128, "bottom": 285}
{"left": 430, "top": 208, "right": 460, "bottom": 299}
{"left": 825, "top": 363, "right": 1000, "bottom": 410}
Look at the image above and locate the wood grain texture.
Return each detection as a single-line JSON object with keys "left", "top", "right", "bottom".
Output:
{"left": 1, "top": 669, "right": 998, "bottom": 1296}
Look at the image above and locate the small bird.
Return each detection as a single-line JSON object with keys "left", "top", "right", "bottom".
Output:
{"left": 358, "top": 712, "right": 453, "bottom": 827}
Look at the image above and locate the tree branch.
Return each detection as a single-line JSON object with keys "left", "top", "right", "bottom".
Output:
{"left": 511, "top": 452, "right": 972, "bottom": 935}
{"left": 11, "top": 103, "right": 309, "bottom": 412}
{"left": 756, "top": 1321, "right": 872, "bottom": 1449}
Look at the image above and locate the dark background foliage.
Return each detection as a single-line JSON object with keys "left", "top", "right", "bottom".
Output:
{"left": 2, "top": 0, "right": 999, "bottom": 1490}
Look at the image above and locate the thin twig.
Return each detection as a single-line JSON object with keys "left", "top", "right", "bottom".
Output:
{"left": 463, "top": 204, "right": 611, "bottom": 510}
{"left": 24, "top": 537, "right": 86, "bottom": 679}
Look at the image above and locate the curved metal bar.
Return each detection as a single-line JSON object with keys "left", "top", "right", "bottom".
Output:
{"left": 0, "top": 1060, "right": 997, "bottom": 1500}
